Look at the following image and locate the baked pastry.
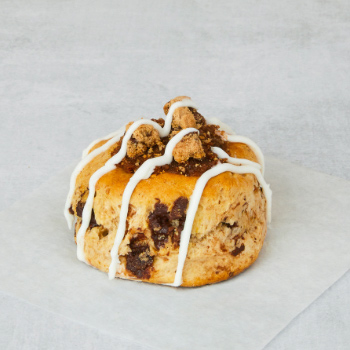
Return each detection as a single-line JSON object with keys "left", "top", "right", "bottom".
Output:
{"left": 64, "top": 96, "right": 272, "bottom": 287}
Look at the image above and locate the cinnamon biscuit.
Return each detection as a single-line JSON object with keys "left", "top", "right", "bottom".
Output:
{"left": 65, "top": 96, "right": 271, "bottom": 287}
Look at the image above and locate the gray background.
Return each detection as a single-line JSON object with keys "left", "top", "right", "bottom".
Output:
{"left": 1, "top": 0, "right": 349, "bottom": 349}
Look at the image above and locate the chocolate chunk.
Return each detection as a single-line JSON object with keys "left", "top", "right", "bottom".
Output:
{"left": 75, "top": 199, "right": 99, "bottom": 229}
{"left": 69, "top": 206, "right": 74, "bottom": 215}
{"left": 75, "top": 200, "right": 84, "bottom": 218}
{"left": 125, "top": 233, "right": 154, "bottom": 279}
{"left": 148, "top": 197, "right": 188, "bottom": 249}
{"left": 148, "top": 201, "right": 171, "bottom": 250}
{"left": 89, "top": 210, "right": 98, "bottom": 229}
{"left": 231, "top": 244, "right": 245, "bottom": 256}
{"left": 170, "top": 197, "right": 189, "bottom": 247}
{"left": 170, "top": 197, "right": 188, "bottom": 220}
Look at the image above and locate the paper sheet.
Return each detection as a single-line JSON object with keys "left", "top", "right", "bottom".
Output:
{"left": 0, "top": 157, "right": 349, "bottom": 350}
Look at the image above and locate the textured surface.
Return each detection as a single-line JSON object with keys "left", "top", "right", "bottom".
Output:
{"left": 71, "top": 136, "right": 267, "bottom": 286}
{"left": 0, "top": 0, "right": 349, "bottom": 349}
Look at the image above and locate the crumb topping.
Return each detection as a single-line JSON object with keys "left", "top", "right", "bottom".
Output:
{"left": 126, "top": 124, "right": 164, "bottom": 158}
{"left": 172, "top": 132, "right": 205, "bottom": 163}
{"left": 172, "top": 107, "right": 197, "bottom": 129}
{"left": 111, "top": 96, "right": 229, "bottom": 176}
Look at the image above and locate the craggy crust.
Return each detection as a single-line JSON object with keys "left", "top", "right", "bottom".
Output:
{"left": 70, "top": 97, "right": 267, "bottom": 287}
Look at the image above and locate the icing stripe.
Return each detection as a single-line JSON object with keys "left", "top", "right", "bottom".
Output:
{"left": 82, "top": 127, "right": 125, "bottom": 159}
{"left": 162, "top": 99, "right": 198, "bottom": 135}
{"left": 108, "top": 128, "right": 198, "bottom": 279}
{"left": 170, "top": 161, "right": 272, "bottom": 287}
{"left": 75, "top": 99, "right": 198, "bottom": 262}
{"left": 64, "top": 128, "right": 125, "bottom": 229}
{"left": 76, "top": 120, "right": 163, "bottom": 262}
{"left": 213, "top": 149, "right": 271, "bottom": 222}
{"left": 207, "top": 117, "right": 235, "bottom": 135}
{"left": 66, "top": 99, "right": 196, "bottom": 231}
{"left": 211, "top": 146, "right": 261, "bottom": 170}
{"left": 227, "top": 135, "right": 265, "bottom": 175}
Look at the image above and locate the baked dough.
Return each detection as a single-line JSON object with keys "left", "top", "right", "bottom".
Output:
{"left": 66, "top": 96, "right": 271, "bottom": 287}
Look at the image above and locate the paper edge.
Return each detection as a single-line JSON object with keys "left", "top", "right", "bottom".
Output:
{"left": 1, "top": 156, "right": 350, "bottom": 349}
{"left": 261, "top": 267, "right": 350, "bottom": 350}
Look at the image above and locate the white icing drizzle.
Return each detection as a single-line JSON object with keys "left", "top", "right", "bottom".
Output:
{"left": 108, "top": 128, "right": 198, "bottom": 280}
{"left": 82, "top": 127, "right": 125, "bottom": 159}
{"left": 213, "top": 148, "right": 272, "bottom": 222}
{"left": 227, "top": 134, "right": 265, "bottom": 175}
{"left": 211, "top": 146, "right": 261, "bottom": 170}
{"left": 170, "top": 160, "right": 272, "bottom": 287}
{"left": 206, "top": 119, "right": 264, "bottom": 175}
{"left": 64, "top": 128, "right": 125, "bottom": 229}
{"left": 207, "top": 117, "right": 235, "bottom": 135}
{"left": 75, "top": 99, "right": 198, "bottom": 262}
{"left": 65, "top": 97, "right": 272, "bottom": 287}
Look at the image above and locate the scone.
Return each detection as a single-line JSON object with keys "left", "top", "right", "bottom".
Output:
{"left": 64, "top": 96, "right": 272, "bottom": 287}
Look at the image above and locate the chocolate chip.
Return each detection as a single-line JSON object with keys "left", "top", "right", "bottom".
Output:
{"left": 148, "top": 197, "right": 189, "bottom": 249}
{"left": 231, "top": 244, "right": 245, "bottom": 256}
{"left": 75, "top": 199, "right": 99, "bottom": 229}
{"left": 69, "top": 206, "right": 74, "bottom": 215}
{"left": 75, "top": 200, "right": 85, "bottom": 218}
{"left": 125, "top": 233, "right": 154, "bottom": 279}
{"left": 148, "top": 201, "right": 171, "bottom": 250}
{"left": 89, "top": 210, "right": 98, "bottom": 229}
{"left": 170, "top": 197, "right": 188, "bottom": 221}
{"left": 170, "top": 197, "right": 189, "bottom": 247}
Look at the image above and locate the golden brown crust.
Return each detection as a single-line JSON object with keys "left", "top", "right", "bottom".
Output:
{"left": 70, "top": 97, "right": 267, "bottom": 287}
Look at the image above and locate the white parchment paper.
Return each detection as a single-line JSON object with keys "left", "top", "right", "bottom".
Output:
{"left": 0, "top": 157, "right": 349, "bottom": 350}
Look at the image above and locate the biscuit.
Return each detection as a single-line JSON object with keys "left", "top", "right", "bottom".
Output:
{"left": 65, "top": 96, "right": 271, "bottom": 287}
